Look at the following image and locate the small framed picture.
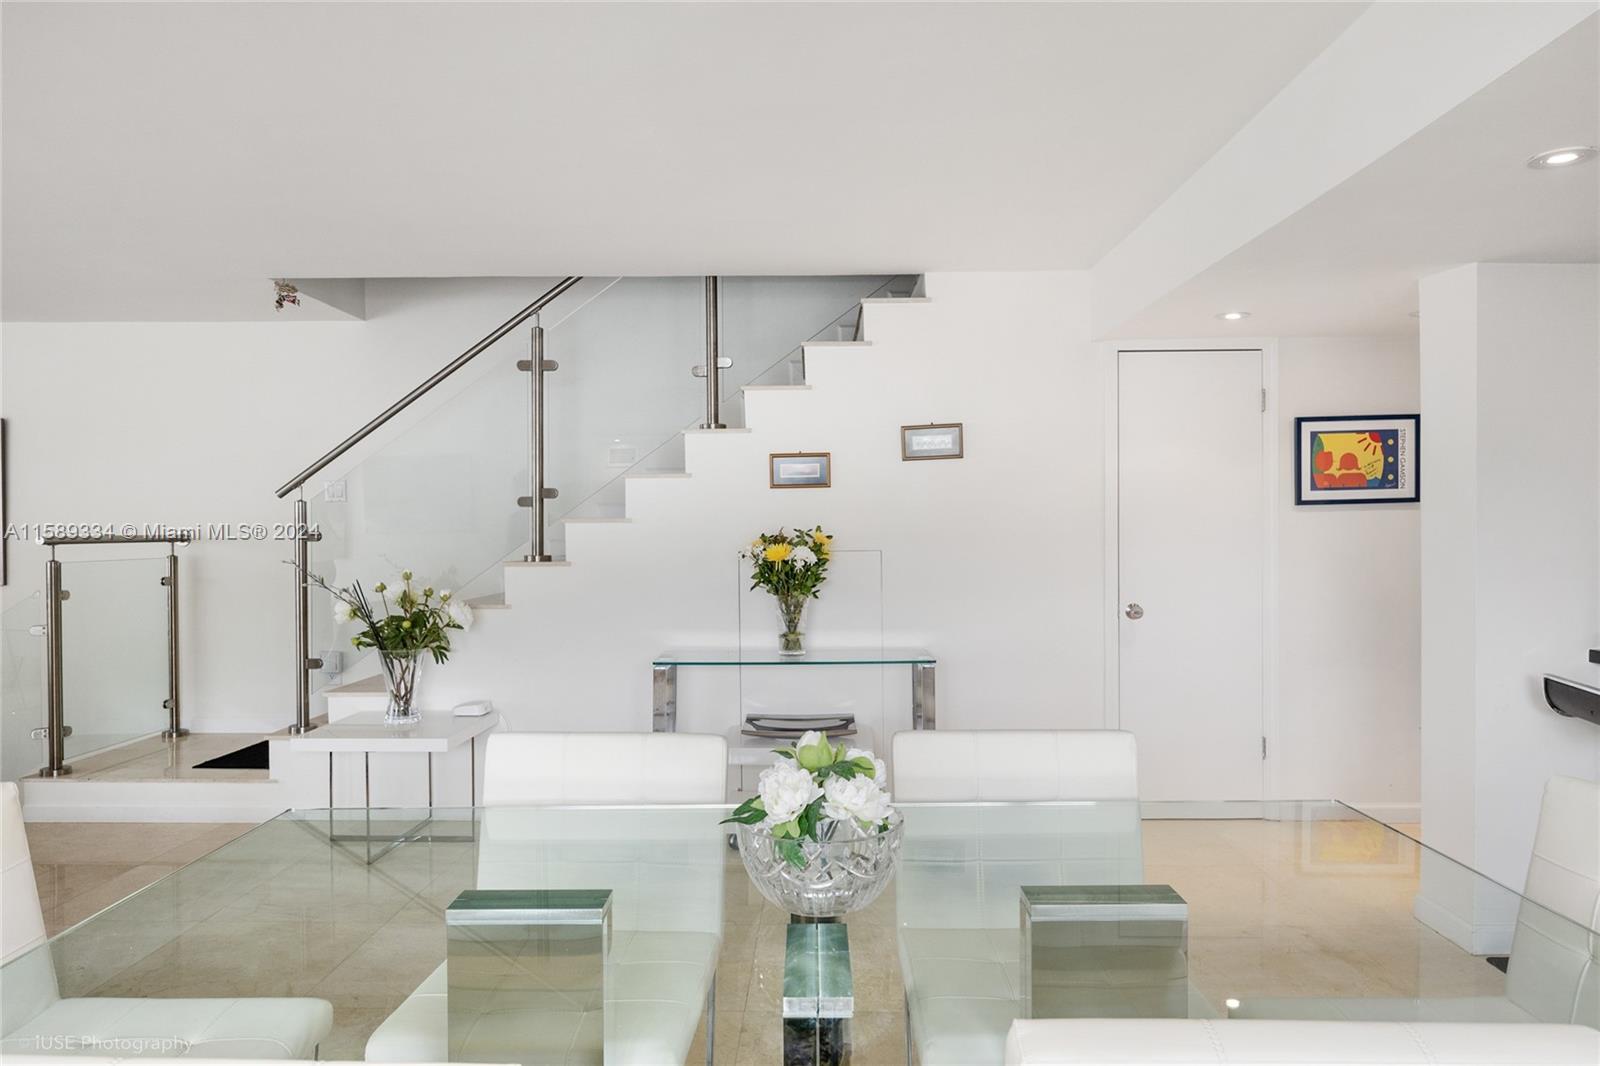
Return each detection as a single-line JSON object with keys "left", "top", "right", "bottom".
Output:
{"left": 901, "top": 422, "right": 964, "bottom": 461}
{"left": 1295, "top": 414, "right": 1420, "bottom": 505}
{"left": 770, "top": 451, "right": 831, "bottom": 489}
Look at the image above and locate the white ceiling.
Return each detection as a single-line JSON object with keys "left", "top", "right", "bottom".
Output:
{"left": 1, "top": 1, "right": 1366, "bottom": 320}
{"left": 1110, "top": 13, "right": 1600, "bottom": 339}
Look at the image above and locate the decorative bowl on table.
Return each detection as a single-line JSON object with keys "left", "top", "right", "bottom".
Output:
{"left": 722, "top": 730, "right": 902, "bottom": 919}
{"left": 735, "top": 817, "right": 903, "bottom": 918}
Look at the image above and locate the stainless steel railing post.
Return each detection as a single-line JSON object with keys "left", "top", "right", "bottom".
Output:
{"left": 160, "top": 543, "right": 188, "bottom": 739}
{"left": 519, "top": 319, "right": 559, "bottom": 562}
{"left": 702, "top": 276, "right": 725, "bottom": 429}
{"left": 289, "top": 496, "right": 322, "bottom": 734}
{"left": 39, "top": 554, "right": 70, "bottom": 776}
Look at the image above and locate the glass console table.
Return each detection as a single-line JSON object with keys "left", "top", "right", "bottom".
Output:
{"left": 650, "top": 646, "right": 937, "bottom": 732}
{"left": 3, "top": 801, "right": 1593, "bottom": 1065}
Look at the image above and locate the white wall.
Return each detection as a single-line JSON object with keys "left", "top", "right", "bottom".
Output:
{"left": 1, "top": 276, "right": 885, "bottom": 743}
{"left": 1276, "top": 336, "right": 1421, "bottom": 811}
{"left": 4, "top": 271, "right": 1428, "bottom": 812}
{"left": 1419, "top": 263, "right": 1600, "bottom": 912}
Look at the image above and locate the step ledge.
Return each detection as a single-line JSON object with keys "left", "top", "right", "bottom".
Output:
{"left": 861, "top": 296, "right": 931, "bottom": 304}
{"left": 465, "top": 594, "right": 510, "bottom": 610}
{"left": 742, "top": 385, "right": 812, "bottom": 392}
{"left": 322, "top": 675, "right": 385, "bottom": 696}
{"left": 803, "top": 340, "right": 872, "bottom": 349}
{"left": 683, "top": 427, "right": 753, "bottom": 435}
{"left": 624, "top": 471, "right": 692, "bottom": 479}
{"left": 562, "top": 516, "right": 632, "bottom": 524}
{"left": 504, "top": 559, "right": 573, "bottom": 567}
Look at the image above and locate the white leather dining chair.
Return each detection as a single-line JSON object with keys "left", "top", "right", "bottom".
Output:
{"left": 0, "top": 783, "right": 333, "bottom": 1059}
{"left": 892, "top": 729, "right": 1140, "bottom": 801}
{"left": 480, "top": 731, "right": 729, "bottom": 805}
{"left": 365, "top": 731, "right": 729, "bottom": 1065}
{"left": 1003, "top": 1018, "right": 1600, "bottom": 1064}
{"left": 892, "top": 730, "right": 1145, "bottom": 1065}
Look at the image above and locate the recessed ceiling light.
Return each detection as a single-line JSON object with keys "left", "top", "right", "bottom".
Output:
{"left": 1527, "top": 146, "right": 1597, "bottom": 169}
{"left": 1215, "top": 311, "right": 1251, "bottom": 321}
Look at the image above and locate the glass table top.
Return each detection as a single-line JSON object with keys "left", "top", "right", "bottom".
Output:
{"left": 5, "top": 800, "right": 1595, "bottom": 1064}
{"left": 653, "top": 646, "right": 935, "bottom": 666}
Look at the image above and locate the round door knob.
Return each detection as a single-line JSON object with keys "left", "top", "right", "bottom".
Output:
{"left": 1125, "top": 603, "right": 1145, "bottom": 620}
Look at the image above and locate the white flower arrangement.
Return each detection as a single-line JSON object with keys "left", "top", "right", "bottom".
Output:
{"left": 723, "top": 731, "right": 897, "bottom": 868}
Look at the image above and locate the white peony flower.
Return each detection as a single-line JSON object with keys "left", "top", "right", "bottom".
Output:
{"left": 791, "top": 545, "right": 817, "bottom": 567}
{"left": 332, "top": 599, "right": 354, "bottom": 625}
{"left": 447, "top": 600, "right": 475, "bottom": 631}
{"left": 823, "top": 774, "right": 893, "bottom": 826}
{"left": 846, "top": 747, "right": 888, "bottom": 783}
{"left": 758, "top": 759, "right": 822, "bottom": 826}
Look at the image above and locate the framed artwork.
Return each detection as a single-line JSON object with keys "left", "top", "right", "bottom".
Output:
{"left": 901, "top": 422, "right": 964, "bottom": 461}
{"left": 770, "top": 451, "right": 831, "bottom": 489}
{"left": 1295, "top": 414, "right": 1420, "bottom": 505}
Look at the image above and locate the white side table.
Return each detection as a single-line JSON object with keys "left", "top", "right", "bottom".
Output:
{"left": 288, "top": 710, "right": 496, "bottom": 863}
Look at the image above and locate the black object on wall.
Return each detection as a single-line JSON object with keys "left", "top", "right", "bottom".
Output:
{"left": 1543, "top": 674, "right": 1600, "bottom": 727}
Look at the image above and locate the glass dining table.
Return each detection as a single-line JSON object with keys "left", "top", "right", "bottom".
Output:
{"left": 3, "top": 800, "right": 1594, "bottom": 1065}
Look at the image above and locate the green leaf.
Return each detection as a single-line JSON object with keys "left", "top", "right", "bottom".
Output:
{"left": 719, "top": 796, "right": 766, "bottom": 825}
{"left": 776, "top": 838, "right": 806, "bottom": 869}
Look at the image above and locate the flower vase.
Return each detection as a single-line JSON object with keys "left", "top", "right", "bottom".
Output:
{"left": 776, "top": 594, "right": 807, "bottom": 656}
{"left": 380, "top": 649, "right": 424, "bottom": 724}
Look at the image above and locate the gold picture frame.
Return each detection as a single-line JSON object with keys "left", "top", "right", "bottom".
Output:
{"left": 769, "top": 451, "right": 832, "bottom": 489}
{"left": 901, "top": 422, "right": 964, "bottom": 461}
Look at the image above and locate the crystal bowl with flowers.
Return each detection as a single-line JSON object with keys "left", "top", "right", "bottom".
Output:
{"left": 723, "top": 732, "right": 902, "bottom": 919}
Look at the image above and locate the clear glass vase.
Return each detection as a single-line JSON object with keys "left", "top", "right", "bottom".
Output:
{"left": 776, "top": 593, "right": 807, "bottom": 656}
{"left": 379, "top": 649, "right": 425, "bottom": 724}
{"left": 735, "top": 818, "right": 903, "bottom": 918}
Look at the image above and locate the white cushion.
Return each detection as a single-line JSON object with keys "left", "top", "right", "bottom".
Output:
{"left": 1, "top": 784, "right": 46, "bottom": 966}
{"left": 480, "top": 732, "right": 727, "bottom": 806}
{"left": 1003, "top": 1018, "right": 1600, "bottom": 1064}
{"left": 892, "top": 731, "right": 1139, "bottom": 802}
{"left": 0, "top": 996, "right": 333, "bottom": 1059}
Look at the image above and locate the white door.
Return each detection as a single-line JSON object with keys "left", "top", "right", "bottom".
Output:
{"left": 1118, "top": 349, "right": 1264, "bottom": 801}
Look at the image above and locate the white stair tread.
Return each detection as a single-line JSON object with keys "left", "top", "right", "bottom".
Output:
{"left": 802, "top": 340, "right": 872, "bottom": 348}
{"left": 465, "top": 593, "right": 509, "bottom": 610}
{"left": 624, "top": 470, "right": 691, "bottom": 479}
{"left": 562, "top": 516, "right": 631, "bottom": 524}
{"left": 742, "top": 384, "right": 811, "bottom": 392}
{"left": 683, "top": 427, "right": 752, "bottom": 435}
{"left": 861, "top": 296, "right": 931, "bottom": 304}
{"left": 504, "top": 559, "right": 572, "bottom": 567}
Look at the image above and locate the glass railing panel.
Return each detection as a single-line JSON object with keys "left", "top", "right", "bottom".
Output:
{"left": 1, "top": 592, "right": 45, "bottom": 781}
{"left": 57, "top": 556, "right": 167, "bottom": 760}
{"left": 304, "top": 347, "right": 534, "bottom": 689}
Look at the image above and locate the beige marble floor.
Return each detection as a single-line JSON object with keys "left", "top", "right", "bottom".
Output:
{"left": 28, "top": 733, "right": 270, "bottom": 783}
{"left": 16, "top": 816, "right": 1502, "bottom": 1066}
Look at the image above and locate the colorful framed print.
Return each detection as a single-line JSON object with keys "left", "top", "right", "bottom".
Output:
{"left": 769, "top": 451, "right": 831, "bottom": 489}
{"left": 1295, "top": 414, "right": 1420, "bottom": 505}
{"left": 901, "top": 422, "right": 964, "bottom": 461}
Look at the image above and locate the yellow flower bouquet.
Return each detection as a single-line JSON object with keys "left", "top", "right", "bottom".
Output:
{"left": 746, "top": 526, "right": 832, "bottom": 655}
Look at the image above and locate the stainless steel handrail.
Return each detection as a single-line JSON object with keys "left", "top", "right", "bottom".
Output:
{"left": 274, "top": 275, "right": 583, "bottom": 498}
{"left": 43, "top": 533, "right": 192, "bottom": 546}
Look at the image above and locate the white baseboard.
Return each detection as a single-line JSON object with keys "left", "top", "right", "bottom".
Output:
{"left": 19, "top": 778, "right": 289, "bottom": 823}
{"left": 1343, "top": 801, "right": 1422, "bottom": 825}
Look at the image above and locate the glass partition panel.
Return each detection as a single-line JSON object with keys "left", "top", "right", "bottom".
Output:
{"left": 1, "top": 592, "right": 45, "bottom": 782}
{"left": 57, "top": 556, "right": 167, "bottom": 760}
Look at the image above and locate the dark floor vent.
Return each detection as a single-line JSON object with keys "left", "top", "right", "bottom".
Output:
{"left": 193, "top": 740, "right": 270, "bottom": 770}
